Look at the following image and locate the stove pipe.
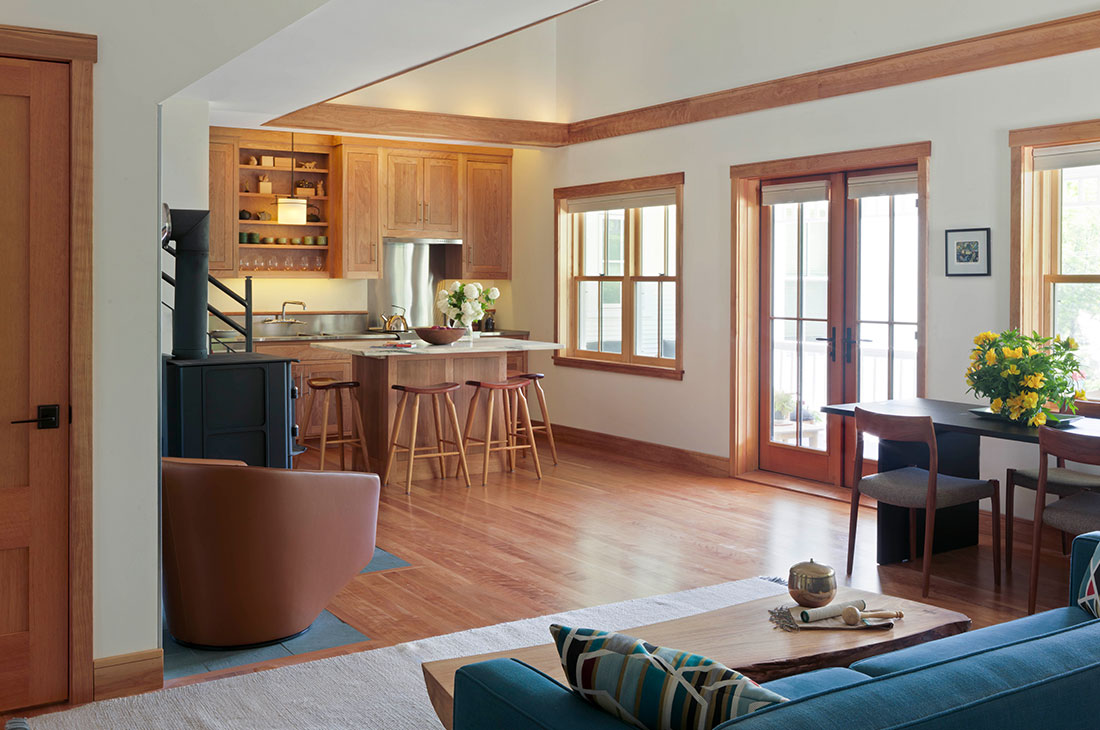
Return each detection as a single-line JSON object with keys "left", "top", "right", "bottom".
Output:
{"left": 169, "top": 208, "right": 210, "bottom": 360}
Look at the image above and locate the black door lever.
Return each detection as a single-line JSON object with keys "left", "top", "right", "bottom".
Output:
{"left": 10, "top": 404, "right": 60, "bottom": 429}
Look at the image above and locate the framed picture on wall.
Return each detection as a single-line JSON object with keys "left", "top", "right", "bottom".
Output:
{"left": 945, "top": 228, "right": 991, "bottom": 276}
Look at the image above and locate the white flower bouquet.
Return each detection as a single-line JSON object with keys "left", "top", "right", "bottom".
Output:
{"left": 436, "top": 281, "right": 501, "bottom": 329}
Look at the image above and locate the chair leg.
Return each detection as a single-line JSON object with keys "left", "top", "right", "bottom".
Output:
{"left": 533, "top": 380, "right": 558, "bottom": 465}
{"left": 921, "top": 502, "right": 937, "bottom": 598}
{"left": 431, "top": 394, "right": 447, "bottom": 477}
{"left": 403, "top": 394, "right": 421, "bottom": 495}
{"left": 318, "top": 391, "right": 332, "bottom": 472}
{"left": 444, "top": 394, "right": 472, "bottom": 488}
{"left": 908, "top": 509, "right": 918, "bottom": 564}
{"left": 335, "top": 389, "right": 347, "bottom": 471}
{"left": 481, "top": 390, "right": 496, "bottom": 487}
{"left": 351, "top": 397, "right": 370, "bottom": 471}
{"left": 990, "top": 481, "right": 1002, "bottom": 587}
{"left": 382, "top": 392, "right": 408, "bottom": 487}
{"left": 1005, "top": 470, "right": 1015, "bottom": 572}
{"left": 456, "top": 386, "right": 481, "bottom": 478}
{"left": 846, "top": 484, "right": 860, "bottom": 575}
{"left": 1061, "top": 531, "right": 1070, "bottom": 555}
{"left": 517, "top": 389, "right": 542, "bottom": 479}
{"left": 1028, "top": 499, "right": 1045, "bottom": 615}
{"left": 501, "top": 390, "right": 514, "bottom": 473}
{"left": 508, "top": 390, "right": 518, "bottom": 470}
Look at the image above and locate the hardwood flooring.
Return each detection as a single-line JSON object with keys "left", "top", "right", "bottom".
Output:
{"left": 164, "top": 439, "right": 1072, "bottom": 689}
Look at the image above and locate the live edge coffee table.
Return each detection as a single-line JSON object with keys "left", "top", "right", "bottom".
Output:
{"left": 421, "top": 588, "right": 970, "bottom": 730}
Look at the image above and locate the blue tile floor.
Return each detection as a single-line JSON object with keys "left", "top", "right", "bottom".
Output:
{"left": 164, "top": 547, "right": 409, "bottom": 680}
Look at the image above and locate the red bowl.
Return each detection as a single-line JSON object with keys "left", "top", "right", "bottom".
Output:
{"left": 414, "top": 326, "right": 465, "bottom": 345}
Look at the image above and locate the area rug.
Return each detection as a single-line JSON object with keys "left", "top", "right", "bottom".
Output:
{"left": 27, "top": 578, "right": 786, "bottom": 730}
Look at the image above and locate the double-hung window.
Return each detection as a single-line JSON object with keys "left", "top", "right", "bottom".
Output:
{"left": 1012, "top": 131, "right": 1100, "bottom": 395}
{"left": 554, "top": 174, "right": 684, "bottom": 378}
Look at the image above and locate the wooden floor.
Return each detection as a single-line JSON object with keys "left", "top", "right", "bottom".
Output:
{"left": 161, "top": 438, "right": 1072, "bottom": 689}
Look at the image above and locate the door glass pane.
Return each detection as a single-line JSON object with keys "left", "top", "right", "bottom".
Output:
{"left": 892, "top": 324, "right": 918, "bottom": 399}
{"left": 772, "top": 204, "right": 799, "bottom": 318}
{"left": 661, "top": 281, "right": 676, "bottom": 359}
{"left": 893, "top": 194, "right": 919, "bottom": 322}
{"left": 770, "top": 319, "right": 799, "bottom": 445}
{"left": 577, "top": 281, "right": 599, "bottom": 351}
{"left": 582, "top": 211, "right": 604, "bottom": 276}
{"left": 1053, "top": 282, "right": 1100, "bottom": 393}
{"left": 666, "top": 205, "right": 677, "bottom": 276}
{"left": 634, "top": 281, "right": 659, "bottom": 357}
{"left": 802, "top": 200, "right": 829, "bottom": 319}
{"left": 859, "top": 196, "right": 890, "bottom": 322}
{"left": 800, "top": 320, "right": 829, "bottom": 451}
{"left": 858, "top": 322, "right": 890, "bottom": 403}
{"left": 606, "top": 209, "right": 625, "bottom": 276}
{"left": 640, "top": 206, "right": 666, "bottom": 276}
{"left": 600, "top": 281, "right": 622, "bottom": 353}
{"left": 1061, "top": 165, "right": 1100, "bottom": 275}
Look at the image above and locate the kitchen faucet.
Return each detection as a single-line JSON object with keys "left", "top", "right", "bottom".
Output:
{"left": 280, "top": 300, "right": 306, "bottom": 321}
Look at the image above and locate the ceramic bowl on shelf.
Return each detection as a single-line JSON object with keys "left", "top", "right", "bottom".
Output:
{"left": 290, "top": 238, "right": 302, "bottom": 245}
{"left": 260, "top": 237, "right": 275, "bottom": 244}
{"left": 414, "top": 326, "right": 465, "bottom": 345}
{"left": 276, "top": 237, "right": 289, "bottom": 245}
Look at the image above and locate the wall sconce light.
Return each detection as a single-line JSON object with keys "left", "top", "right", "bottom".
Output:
{"left": 277, "top": 197, "right": 306, "bottom": 225}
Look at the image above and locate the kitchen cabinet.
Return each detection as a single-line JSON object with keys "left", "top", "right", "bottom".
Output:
{"left": 463, "top": 156, "right": 512, "bottom": 279}
{"left": 383, "top": 150, "right": 463, "bottom": 237}
{"left": 332, "top": 146, "right": 381, "bottom": 278}
{"left": 253, "top": 342, "right": 354, "bottom": 442}
{"left": 505, "top": 332, "right": 530, "bottom": 375}
{"left": 208, "top": 138, "right": 239, "bottom": 276}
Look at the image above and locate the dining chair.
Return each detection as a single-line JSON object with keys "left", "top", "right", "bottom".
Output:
{"left": 1027, "top": 424, "right": 1100, "bottom": 613}
{"left": 847, "top": 407, "right": 1001, "bottom": 597}
{"left": 1006, "top": 400, "right": 1100, "bottom": 570}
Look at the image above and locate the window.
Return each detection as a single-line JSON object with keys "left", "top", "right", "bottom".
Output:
{"left": 1012, "top": 129, "right": 1100, "bottom": 396}
{"left": 554, "top": 174, "right": 684, "bottom": 378}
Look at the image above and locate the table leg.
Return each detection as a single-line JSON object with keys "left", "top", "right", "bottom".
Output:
{"left": 876, "top": 430, "right": 980, "bottom": 565}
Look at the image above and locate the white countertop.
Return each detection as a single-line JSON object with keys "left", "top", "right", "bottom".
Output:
{"left": 311, "top": 336, "right": 563, "bottom": 358}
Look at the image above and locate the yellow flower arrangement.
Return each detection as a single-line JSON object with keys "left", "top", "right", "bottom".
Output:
{"left": 966, "top": 329, "right": 1084, "bottom": 427}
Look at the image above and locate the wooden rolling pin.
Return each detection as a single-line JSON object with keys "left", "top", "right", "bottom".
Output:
{"left": 842, "top": 606, "right": 904, "bottom": 625}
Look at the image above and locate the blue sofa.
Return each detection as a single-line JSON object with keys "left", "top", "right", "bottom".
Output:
{"left": 454, "top": 532, "right": 1100, "bottom": 730}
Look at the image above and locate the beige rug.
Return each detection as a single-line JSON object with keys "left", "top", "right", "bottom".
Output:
{"left": 26, "top": 578, "right": 786, "bottom": 729}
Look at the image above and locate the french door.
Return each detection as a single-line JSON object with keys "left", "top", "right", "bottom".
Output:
{"left": 759, "top": 169, "right": 922, "bottom": 484}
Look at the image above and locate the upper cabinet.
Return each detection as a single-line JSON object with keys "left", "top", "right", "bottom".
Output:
{"left": 463, "top": 156, "right": 512, "bottom": 279}
{"left": 332, "top": 145, "right": 381, "bottom": 279}
{"left": 383, "top": 150, "right": 462, "bottom": 237}
{"left": 208, "top": 138, "right": 239, "bottom": 277}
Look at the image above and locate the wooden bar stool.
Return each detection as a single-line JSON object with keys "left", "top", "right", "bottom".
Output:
{"left": 507, "top": 372, "right": 558, "bottom": 465}
{"left": 458, "top": 379, "right": 542, "bottom": 486}
{"left": 382, "top": 382, "right": 471, "bottom": 494}
{"left": 300, "top": 377, "right": 369, "bottom": 472}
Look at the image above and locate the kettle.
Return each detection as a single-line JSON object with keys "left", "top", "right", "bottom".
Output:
{"left": 383, "top": 305, "right": 409, "bottom": 332}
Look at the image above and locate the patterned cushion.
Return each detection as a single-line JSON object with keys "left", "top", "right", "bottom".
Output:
{"left": 549, "top": 624, "right": 787, "bottom": 730}
{"left": 1079, "top": 538, "right": 1100, "bottom": 618}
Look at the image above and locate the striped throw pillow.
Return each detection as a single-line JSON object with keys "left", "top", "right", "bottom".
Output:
{"left": 549, "top": 624, "right": 787, "bottom": 730}
{"left": 1079, "top": 539, "right": 1100, "bottom": 618}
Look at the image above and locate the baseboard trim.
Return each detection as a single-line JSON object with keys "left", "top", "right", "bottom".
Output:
{"left": 92, "top": 649, "right": 163, "bottom": 701}
{"left": 545, "top": 423, "right": 729, "bottom": 477}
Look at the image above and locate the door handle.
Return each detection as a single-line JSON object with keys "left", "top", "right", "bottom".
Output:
{"left": 11, "top": 404, "right": 61, "bottom": 429}
{"left": 844, "top": 328, "right": 873, "bottom": 364}
{"left": 815, "top": 327, "right": 837, "bottom": 362}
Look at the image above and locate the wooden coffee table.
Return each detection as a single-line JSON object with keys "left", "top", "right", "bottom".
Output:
{"left": 421, "top": 588, "right": 969, "bottom": 730}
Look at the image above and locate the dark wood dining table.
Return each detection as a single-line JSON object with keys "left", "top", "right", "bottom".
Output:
{"left": 822, "top": 397, "right": 1100, "bottom": 564}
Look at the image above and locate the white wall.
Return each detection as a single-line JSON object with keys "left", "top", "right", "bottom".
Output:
{"left": 334, "top": 20, "right": 558, "bottom": 122}
{"left": 5, "top": 0, "right": 327, "bottom": 659}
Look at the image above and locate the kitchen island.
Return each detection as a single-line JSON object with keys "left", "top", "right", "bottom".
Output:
{"left": 310, "top": 338, "right": 562, "bottom": 475}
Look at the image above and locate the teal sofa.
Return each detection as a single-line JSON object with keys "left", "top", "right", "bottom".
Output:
{"left": 454, "top": 532, "right": 1100, "bottom": 730}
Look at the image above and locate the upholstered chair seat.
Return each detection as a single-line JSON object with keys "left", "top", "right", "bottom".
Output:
{"left": 858, "top": 467, "right": 997, "bottom": 509}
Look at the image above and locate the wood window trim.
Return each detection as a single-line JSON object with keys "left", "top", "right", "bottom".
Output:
{"left": 1009, "top": 118, "right": 1100, "bottom": 334}
{"left": 730, "top": 143, "right": 930, "bottom": 477}
{"left": 554, "top": 173, "right": 685, "bottom": 380}
{"left": 0, "top": 24, "right": 97, "bottom": 705}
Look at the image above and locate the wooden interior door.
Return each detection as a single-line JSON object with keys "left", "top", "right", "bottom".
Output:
{"left": 385, "top": 153, "right": 423, "bottom": 232}
{"left": 0, "top": 57, "right": 71, "bottom": 711}
{"left": 464, "top": 158, "right": 511, "bottom": 279}
{"left": 758, "top": 174, "right": 845, "bottom": 484}
{"left": 423, "top": 155, "right": 461, "bottom": 235}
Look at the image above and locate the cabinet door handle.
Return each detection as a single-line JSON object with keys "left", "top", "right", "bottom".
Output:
{"left": 424, "top": 201, "right": 429, "bottom": 221}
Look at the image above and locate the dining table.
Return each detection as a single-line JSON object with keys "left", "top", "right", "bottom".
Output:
{"left": 821, "top": 397, "right": 1100, "bottom": 564}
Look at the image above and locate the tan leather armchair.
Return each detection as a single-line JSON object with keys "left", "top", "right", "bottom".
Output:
{"left": 162, "top": 457, "right": 380, "bottom": 648}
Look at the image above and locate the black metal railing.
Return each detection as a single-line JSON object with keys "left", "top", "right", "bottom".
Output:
{"left": 161, "top": 241, "right": 253, "bottom": 352}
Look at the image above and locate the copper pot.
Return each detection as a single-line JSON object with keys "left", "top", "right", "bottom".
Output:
{"left": 788, "top": 559, "right": 836, "bottom": 608}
